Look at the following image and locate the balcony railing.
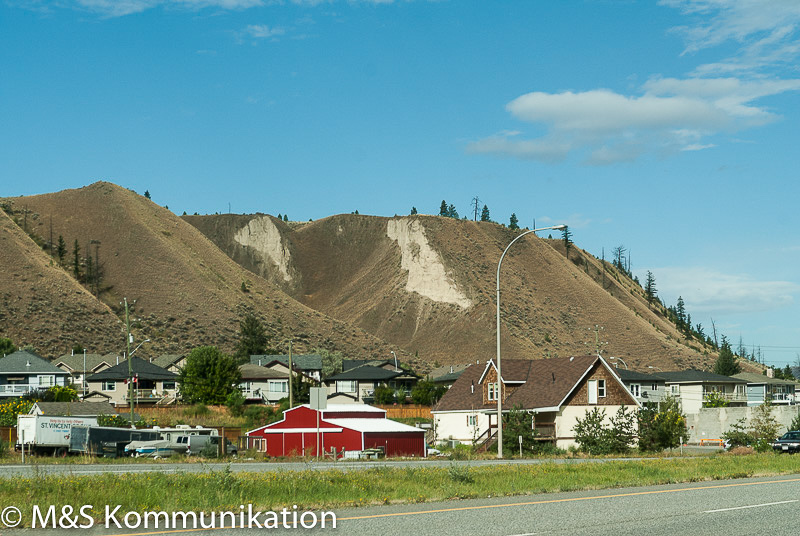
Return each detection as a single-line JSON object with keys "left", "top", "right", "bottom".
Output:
{"left": 124, "top": 389, "right": 176, "bottom": 401}
{"left": 703, "top": 391, "right": 748, "bottom": 403}
{"left": 0, "top": 384, "right": 38, "bottom": 396}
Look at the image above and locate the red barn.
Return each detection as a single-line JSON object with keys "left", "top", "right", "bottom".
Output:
{"left": 246, "top": 404, "right": 426, "bottom": 458}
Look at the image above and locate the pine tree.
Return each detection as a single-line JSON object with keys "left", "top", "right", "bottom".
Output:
{"left": 480, "top": 205, "right": 490, "bottom": 222}
{"left": 234, "top": 313, "right": 275, "bottom": 364}
{"left": 144, "top": 190, "right": 151, "bottom": 200}
{"left": 447, "top": 204, "right": 458, "bottom": 218}
{"left": 644, "top": 271, "right": 657, "bottom": 306}
{"left": 561, "top": 226, "right": 573, "bottom": 259}
{"left": 676, "top": 296, "right": 686, "bottom": 330}
{"left": 410, "top": 207, "right": 417, "bottom": 215}
{"left": 283, "top": 214, "right": 288, "bottom": 222}
{"left": 714, "top": 337, "right": 741, "bottom": 376}
{"left": 72, "top": 239, "right": 82, "bottom": 282}
{"left": 439, "top": 200, "right": 448, "bottom": 216}
{"left": 508, "top": 213, "right": 519, "bottom": 230}
{"left": 56, "top": 235, "right": 67, "bottom": 266}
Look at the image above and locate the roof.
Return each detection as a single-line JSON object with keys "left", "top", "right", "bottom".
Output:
{"left": 326, "top": 365, "right": 403, "bottom": 382}
{"left": 325, "top": 418, "right": 423, "bottom": 434}
{"left": 239, "top": 364, "right": 288, "bottom": 380}
{"left": 54, "top": 353, "right": 114, "bottom": 372}
{"left": 657, "top": 370, "right": 747, "bottom": 384}
{"left": 343, "top": 359, "right": 393, "bottom": 371}
{"left": 0, "top": 350, "right": 70, "bottom": 375}
{"left": 320, "top": 403, "right": 385, "bottom": 414}
{"left": 430, "top": 364, "right": 472, "bottom": 383}
{"left": 31, "top": 401, "right": 117, "bottom": 416}
{"left": 732, "top": 372, "right": 799, "bottom": 386}
{"left": 150, "top": 354, "right": 184, "bottom": 369}
{"left": 250, "top": 354, "right": 322, "bottom": 371}
{"left": 616, "top": 369, "right": 664, "bottom": 382}
{"left": 433, "top": 355, "right": 635, "bottom": 412}
{"left": 86, "top": 357, "right": 177, "bottom": 381}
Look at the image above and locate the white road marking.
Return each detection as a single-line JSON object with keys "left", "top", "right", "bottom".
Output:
{"left": 704, "top": 499, "right": 798, "bottom": 513}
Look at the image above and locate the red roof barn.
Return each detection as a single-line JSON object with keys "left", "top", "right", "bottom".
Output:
{"left": 246, "top": 404, "right": 426, "bottom": 458}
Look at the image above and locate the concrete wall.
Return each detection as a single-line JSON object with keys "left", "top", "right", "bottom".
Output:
{"left": 686, "top": 406, "right": 799, "bottom": 443}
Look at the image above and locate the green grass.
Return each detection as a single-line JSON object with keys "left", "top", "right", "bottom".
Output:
{"left": 2, "top": 453, "right": 799, "bottom": 526}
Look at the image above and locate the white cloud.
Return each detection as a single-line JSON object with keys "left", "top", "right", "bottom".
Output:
{"left": 242, "top": 24, "right": 285, "bottom": 38}
{"left": 61, "top": 0, "right": 409, "bottom": 16}
{"left": 651, "top": 266, "right": 799, "bottom": 315}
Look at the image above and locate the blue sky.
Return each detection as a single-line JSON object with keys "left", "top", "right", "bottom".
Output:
{"left": 2, "top": 0, "right": 799, "bottom": 367}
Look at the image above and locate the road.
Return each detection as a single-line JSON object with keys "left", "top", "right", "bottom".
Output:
{"left": 5, "top": 474, "right": 798, "bottom": 535}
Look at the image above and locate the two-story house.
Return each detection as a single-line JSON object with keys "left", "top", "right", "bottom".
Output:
{"left": 732, "top": 372, "right": 798, "bottom": 406}
{"left": 85, "top": 357, "right": 178, "bottom": 406}
{"left": 432, "top": 355, "right": 638, "bottom": 450}
{"left": 657, "top": 370, "right": 748, "bottom": 414}
{"left": 54, "top": 352, "right": 115, "bottom": 393}
{"left": 238, "top": 364, "right": 290, "bottom": 404}
{"left": 615, "top": 369, "right": 667, "bottom": 405}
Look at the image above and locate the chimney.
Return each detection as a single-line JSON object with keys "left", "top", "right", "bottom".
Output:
{"left": 767, "top": 368, "right": 775, "bottom": 378}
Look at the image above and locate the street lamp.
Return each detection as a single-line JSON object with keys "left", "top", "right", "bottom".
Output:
{"left": 648, "top": 365, "right": 663, "bottom": 372}
{"left": 390, "top": 350, "right": 399, "bottom": 372}
{"left": 496, "top": 224, "right": 566, "bottom": 459}
{"left": 609, "top": 356, "right": 628, "bottom": 370}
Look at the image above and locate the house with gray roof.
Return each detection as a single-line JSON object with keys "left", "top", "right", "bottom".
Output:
{"left": 615, "top": 369, "right": 667, "bottom": 405}
{"left": 430, "top": 364, "right": 472, "bottom": 388}
{"left": 657, "top": 370, "right": 747, "bottom": 413}
{"left": 86, "top": 357, "right": 178, "bottom": 406}
{"left": 251, "top": 354, "right": 322, "bottom": 382}
{"left": 54, "top": 352, "right": 115, "bottom": 393}
{"left": 149, "top": 354, "right": 185, "bottom": 374}
{"left": 30, "top": 401, "right": 117, "bottom": 417}
{"left": 238, "top": 364, "right": 289, "bottom": 403}
{"left": 732, "top": 372, "right": 798, "bottom": 406}
{"left": 0, "top": 350, "right": 70, "bottom": 398}
{"left": 323, "top": 364, "right": 419, "bottom": 404}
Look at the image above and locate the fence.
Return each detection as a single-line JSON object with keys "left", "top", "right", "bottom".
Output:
{"left": 374, "top": 405, "right": 432, "bottom": 419}
{"left": 0, "top": 426, "right": 16, "bottom": 444}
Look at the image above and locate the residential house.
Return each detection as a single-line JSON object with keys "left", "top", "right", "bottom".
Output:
{"left": 246, "top": 404, "right": 426, "bottom": 457}
{"left": 732, "top": 372, "right": 798, "bottom": 406}
{"left": 251, "top": 354, "right": 323, "bottom": 382}
{"left": 429, "top": 364, "right": 472, "bottom": 389}
{"left": 0, "top": 350, "right": 70, "bottom": 397}
{"left": 54, "top": 352, "right": 115, "bottom": 392}
{"left": 324, "top": 362, "right": 420, "bottom": 404}
{"left": 615, "top": 369, "right": 667, "bottom": 405}
{"left": 238, "top": 364, "right": 290, "bottom": 404}
{"left": 85, "top": 357, "right": 178, "bottom": 406}
{"left": 432, "top": 355, "right": 639, "bottom": 450}
{"left": 657, "top": 370, "right": 748, "bottom": 414}
{"left": 149, "top": 354, "right": 186, "bottom": 374}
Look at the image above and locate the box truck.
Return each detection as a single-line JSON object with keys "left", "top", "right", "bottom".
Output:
{"left": 17, "top": 414, "right": 99, "bottom": 456}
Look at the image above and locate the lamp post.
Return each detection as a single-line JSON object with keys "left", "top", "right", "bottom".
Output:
{"left": 390, "top": 350, "right": 399, "bottom": 372}
{"left": 609, "top": 356, "right": 628, "bottom": 370}
{"left": 496, "top": 224, "right": 566, "bottom": 459}
{"left": 83, "top": 348, "right": 87, "bottom": 398}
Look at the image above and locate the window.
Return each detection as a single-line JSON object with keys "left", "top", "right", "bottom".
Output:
{"left": 38, "top": 375, "right": 55, "bottom": 387}
{"left": 598, "top": 379, "right": 606, "bottom": 398}
{"left": 467, "top": 415, "right": 477, "bottom": 427}
{"left": 588, "top": 380, "right": 598, "bottom": 404}
{"left": 630, "top": 383, "right": 641, "bottom": 397}
{"left": 487, "top": 382, "right": 499, "bottom": 401}
{"left": 101, "top": 381, "right": 116, "bottom": 392}
{"left": 336, "top": 380, "right": 357, "bottom": 393}
{"left": 269, "top": 380, "right": 288, "bottom": 393}
{"left": 162, "top": 381, "right": 176, "bottom": 390}
{"left": 651, "top": 383, "right": 658, "bottom": 391}
{"left": 671, "top": 385, "right": 680, "bottom": 395}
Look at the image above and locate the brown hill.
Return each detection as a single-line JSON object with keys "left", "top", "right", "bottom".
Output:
{"left": 186, "top": 213, "right": 715, "bottom": 371}
{"left": 0, "top": 208, "right": 124, "bottom": 355}
{"left": 1, "top": 183, "right": 409, "bottom": 363}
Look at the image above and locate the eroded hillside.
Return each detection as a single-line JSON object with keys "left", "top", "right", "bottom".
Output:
{"left": 1, "top": 183, "right": 411, "bottom": 363}
{"left": 187, "top": 212, "right": 714, "bottom": 370}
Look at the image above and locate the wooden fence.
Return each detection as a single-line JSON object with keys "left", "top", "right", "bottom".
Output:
{"left": 375, "top": 405, "right": 431, "bottom": 419}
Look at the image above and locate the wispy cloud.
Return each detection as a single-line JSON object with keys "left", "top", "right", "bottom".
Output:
{"left": 235, "top": 23, "right": 286, "bottom": 42}
{"left": 471, "top": 1, "right": 800, "bottom": 165}
{"left": 651, "top": 266, "right": 799, "bottom": 315}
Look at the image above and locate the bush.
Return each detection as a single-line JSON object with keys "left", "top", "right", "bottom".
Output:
{"left": 703, "top": 391, "right": 729, "bottom": 408}
{"left": 411, "top": 381, "right": 447, "bottom": 406}
{"left": 721, "top": 418, "right": 753, "bottom": 449}
{"left": 226, "top": 391, "right": 246, "bottom": 417}
{"left": 200, "top": 440, "right": 219, "bottom": 458}
{"left": 243, "top": 405, "right": 278, "bottom": 428}
{"left": 791, "top": 409, "right": 800, "bottom": 432}
{"left": 638, "top": 395, "right": 688, "bottom": 452}
{"left": 373, "top": 385, "right": 395, "bottom": 404}
{"left": 751, "top": 402, "right": 781, "bottom": 452}
{"left": 573, "top": 406, "right": 637, "bottom": 455}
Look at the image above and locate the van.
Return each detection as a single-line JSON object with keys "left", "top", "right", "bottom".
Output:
{"left": 185, "top": 435, "right": 238, "bottom": 456}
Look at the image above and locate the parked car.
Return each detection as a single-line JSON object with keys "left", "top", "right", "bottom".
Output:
{"left": 772, "top": 431, "right": 800, "bottom": 453}
{"left": 186, "top": 435, "right": 238, "bottom": 456}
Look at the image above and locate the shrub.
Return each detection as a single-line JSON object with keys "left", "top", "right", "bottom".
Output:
{"left": 721, "top": 417, "right": 753, "bottom": 449}
{"left": 789, "top": 408, "right": 800, "bottom": 432}
{"left": 200, "top": 440, "right": 219, "bottom": 458}
{"left": 751, "top": 402, "right": 781, "bottom": 452}
{"left": 410, "top": 381, "right": 447, "bottom": 406}
{"left": 226, "top": 391, "right": 246, "bottom": 417}
{"left": 373, "top": 385, "right": 395, "bottom": 405}
{"left": 573, "top": 406, "right": 637, "bottom": 455}
{"left": 703, "top": 391, "right": 729, "bottom": 408}
{"left": 638, "top": 395, "right": 687, "bottom": 452}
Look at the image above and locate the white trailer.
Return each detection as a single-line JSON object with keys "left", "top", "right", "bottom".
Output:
{"left": 17, "top": 414, "right": 99, "bottom": 456}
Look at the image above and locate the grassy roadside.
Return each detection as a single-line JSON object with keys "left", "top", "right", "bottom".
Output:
{"left": 1, "top": 453, "right": 799, "bottom": 526}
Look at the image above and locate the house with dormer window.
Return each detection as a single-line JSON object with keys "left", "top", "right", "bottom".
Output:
{"left": 432, "top": 355, "right": 638, "bottom": 450}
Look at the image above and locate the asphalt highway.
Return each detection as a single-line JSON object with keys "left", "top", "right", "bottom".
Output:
{"left": 38, "top": 474, "right": 797, "bottom": 536}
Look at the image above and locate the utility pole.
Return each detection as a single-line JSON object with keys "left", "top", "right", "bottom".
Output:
{"left": 288, "top": 340, "right": 293, "bottom": 408}
{"left": 125, "top": 298, "right": 133, "bottom": 427}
